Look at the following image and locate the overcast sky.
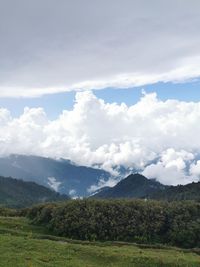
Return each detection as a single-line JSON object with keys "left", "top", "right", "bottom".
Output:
{"left": 1, "top": 0, "right": 200, "bottom": 97}
{"left": 0, "top": 0, "right": 200, "bottom": 186}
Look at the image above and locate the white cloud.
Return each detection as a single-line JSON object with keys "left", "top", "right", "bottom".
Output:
{"left": 190, "top": 160, "right": 200, "bottom": 177}
{"left": 0, "top": 91, "right": 200, "bottom": 185}
{"left": 47, "top": 177, "right": 61, "bottom": 192}
{"left": 69, "top": 189, "right": 79, "bottom": 199}
{"left": 88, "top": 176, "right": 120, "bottom": 194}
{"left": 1, "top": 0, "right": 200, "bottom": 97}
{"left": 142, "top": 149, "right": 197, "bottom": 185}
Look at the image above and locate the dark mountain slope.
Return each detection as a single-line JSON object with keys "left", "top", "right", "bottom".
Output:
{"left": 0, "top": 155, "right": 110, "bottom": 197}
{"left": 92, "top": 173, "right": 200, "bottom": 201}
{"left": 92, "top": 173, "right": 167, "bottom": 199}
{"left": 151, "top": 181, "right": 200, "bottom": 201}
{"left": 0, "top": 176, "right": 69, "bottom": 208}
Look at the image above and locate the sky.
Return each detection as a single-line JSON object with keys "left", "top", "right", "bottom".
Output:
{"left": 1, "top": 82, "right": 200, "bottom": 118}
{"left": 1, "top": 0, "right": 200, "bottom": 185}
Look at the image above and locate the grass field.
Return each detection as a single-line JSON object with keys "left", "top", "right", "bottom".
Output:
{"left": 0, "top": 216, "right": 200, "bottom": 267}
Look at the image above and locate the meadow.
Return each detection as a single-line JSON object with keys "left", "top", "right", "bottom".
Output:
{"left": 0, "top": 216, "right": 200, "bottom": 267}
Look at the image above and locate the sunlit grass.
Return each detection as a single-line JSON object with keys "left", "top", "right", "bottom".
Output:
{"left": 0, "top": 216, "right": 199, "bottom": 267}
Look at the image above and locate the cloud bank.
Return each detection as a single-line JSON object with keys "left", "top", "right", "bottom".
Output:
{"left": 1, "top": 0, "right": 200, "bottom": 97}
{"left": 0, "top": 91, "right": 200, "bottom": 185}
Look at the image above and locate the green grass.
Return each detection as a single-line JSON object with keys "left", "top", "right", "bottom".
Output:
{"left": 0, "top": 216, "right": 200, "bottom": 267}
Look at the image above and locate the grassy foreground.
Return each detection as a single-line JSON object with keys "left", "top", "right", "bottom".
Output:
{"left": 0, "top": 216, "right": 200, "bottom": 267}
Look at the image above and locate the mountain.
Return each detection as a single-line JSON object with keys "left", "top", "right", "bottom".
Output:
{"left": 0, "top": 176, "right": 69, "bottom": 208}
{"left": 92, "top": 173, "right": 200, "bottom": 201}
{"left": 0, "top": 155, "right": 110, "bottom": 197}
{"left": 92, "top": 173, "right": 167, "bottom": 199}
{"left": 151, "top": 181, "right": 200, "bottom": 201}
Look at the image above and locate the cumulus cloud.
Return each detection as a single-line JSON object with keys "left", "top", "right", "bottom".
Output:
{"left": 0, "top": 91, "right": 200, "bottom": 185}
{"left": 142, "top": 149, "right": 197, "bottom": 185}
{"left": 1, "top": 0, "right": 200, "bottom": 97}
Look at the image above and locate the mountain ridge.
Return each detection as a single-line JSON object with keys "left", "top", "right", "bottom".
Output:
{"left": 91, "top": 173, "right": 167, "bottom": 199}
{"left": 0, "top": 154, "right": 111, "bottom": 197}
{"left": 92, "top": 173, "right": 200, "bottom": 201}
{"left": 0, "top": 176, "right": 69, "bottom": 208}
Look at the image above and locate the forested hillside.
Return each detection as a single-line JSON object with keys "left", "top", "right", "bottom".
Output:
{"left": 0, "top": 176, "right": 68, "bottom": 208}
{"left": 0, "top": 155, "right": 110, "bottom": 197}
{"left": 92, "top": 173, "right": 200, "bottom": 201}
{"left": 92, "top": 174, "right": 167, "bottom": 198}
{"left": 152, "top": 182, "right": 200, "bottom": 201}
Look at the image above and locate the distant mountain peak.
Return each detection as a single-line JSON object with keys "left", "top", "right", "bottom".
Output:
{"left": 92, "top": 173, "right": 166, "bottom": 199}
{"left": 92, "top": 172, "right": 200, "bottom": 201}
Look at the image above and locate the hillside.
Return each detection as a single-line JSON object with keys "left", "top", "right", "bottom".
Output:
{"left": 0, "top": 176, "right": 68, "bottom": 208}
{"left": 92, "top": 173, "right": 167, "bottom": 199}
{"left": 92, "top": 173, "right": 200, "bottom": 201}
{"left": 0, "top": 154, "right": 110, "bottom": 197}
{"left": 152, "top": 181, "right": 200, "bottom": 201}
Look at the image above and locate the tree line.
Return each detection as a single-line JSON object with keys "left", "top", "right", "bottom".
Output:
{"left": 25, "top": 199, "right": 200, "bottom": 248}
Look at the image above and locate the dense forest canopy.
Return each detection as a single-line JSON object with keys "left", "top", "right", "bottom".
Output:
{"left": 26, "top": 199, "right": 200, "bottom": 248}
